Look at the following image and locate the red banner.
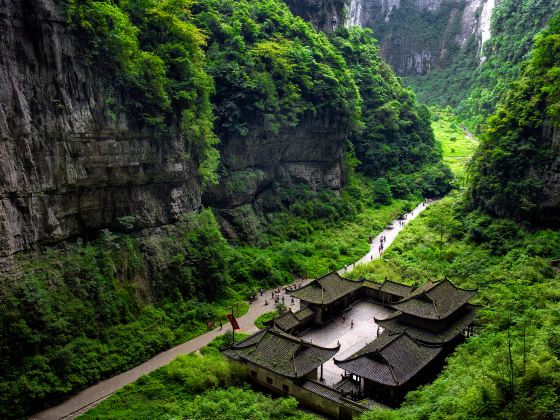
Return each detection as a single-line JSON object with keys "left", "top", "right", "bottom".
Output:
{"left": 226, "top": 313, "right": 240, "bottom": 330}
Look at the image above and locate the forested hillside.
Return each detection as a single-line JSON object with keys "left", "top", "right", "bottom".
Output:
{"left": 407, "top": 0, "right": 560, "bottom": 131}
{"left": 0, "top": 0, "right": 444, "bottom": 417}
{"left": 2, "top": 0, "right": 558, "bottom": 419}
{"left": 469, "top": 13, "right": 560, "bottom": 225}
{"left": 331, "top": 28, "right": 452, "bottom": 198}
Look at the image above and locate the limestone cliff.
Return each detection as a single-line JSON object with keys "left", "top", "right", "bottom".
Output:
{"left": 345, "top": 0, "right": 497, "bottom": 75}
{"left": 204, "top": 112, "right": 348, "bottom": 240}
{"left": 285, "top": 0, "right": 497, "bottom": 75}
{"left": 0, "top": 0, "right": 351, "bottom": 263}
{"left": 541, "top": 126, "right": 560, "bottom": 225}
{"left": 282, "top": 0, "right": 346, "bottom": 32}
{"left": 0, "top": 0, "right": 202, "bottom": 264}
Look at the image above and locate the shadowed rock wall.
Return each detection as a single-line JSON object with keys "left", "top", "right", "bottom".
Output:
{"left": 0, "top": 0, "right": 202, "bottom": 265}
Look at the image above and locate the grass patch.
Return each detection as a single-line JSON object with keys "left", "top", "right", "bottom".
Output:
{"left": 430, "top": 106, "right": 479, "bottom": 183}
{"left": 255, "top": 311, "right": 278, "bottom": 329}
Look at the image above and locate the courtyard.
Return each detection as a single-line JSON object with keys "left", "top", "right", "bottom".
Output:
{"left": 300, "top": 300, "right": 393, "bottom": 385}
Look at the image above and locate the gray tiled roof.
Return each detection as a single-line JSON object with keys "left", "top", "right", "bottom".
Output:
{"left": 288, "top": 272, "right": 363, "bottom": 305}
{"left": 379, "top": 280, "right": 414, "bottom": 297}
{"left": 301, "top": 380, "right": 369, "bottom": 412}
{"left": 377, "top": 304, "right": 477, "bottom": 344}
{"left": 273, "top": 307, "right": 315, "bottom": 331}
{"left": 391, "top": 279, "right": 476, "bottom": 320}
{"left": 223, "top": 327, "right": 339, "bottom": 378}
{"left": 334, "top": 332, "right": 442, "bottom": 387}
{"left": 274, "top": 311, "right": 301, "bottom": 331}
{"left": 294, "top": 307, "right": 314, "bottom": 321}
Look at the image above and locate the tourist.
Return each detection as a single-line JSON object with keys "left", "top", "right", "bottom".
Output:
{"left": 351, "top": 320, "right": 354, "bottom": 329}
{"left": 219, "top": 321, "right": 222, "bottom": 330}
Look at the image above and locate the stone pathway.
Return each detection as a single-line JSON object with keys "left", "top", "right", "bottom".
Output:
{"left": 338, "top": 200, "right": 430, "bottom": 275}
{"left": 32, "top": 200, "right": 431, "bottom": 420}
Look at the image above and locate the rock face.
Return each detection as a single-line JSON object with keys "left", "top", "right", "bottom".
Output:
{"left": 287, "top": 0, "right": 497, "bottom": 75}
{"left": 349, "top": 0, "right": 496, "bottom": 75}
{"left": 541, "top": 126, "right": 560, "bottom": 225}
{"left": 0, "top": 0, "right": 202, "bottom": 264}
{"left": 204, "top": 112, "right": 347, "bottom": 239}
{"left": 282, "top": 0, "right": 346, "bottom": 32}
{"left": 0, "top": 0, "right": 351, "bottom": 262}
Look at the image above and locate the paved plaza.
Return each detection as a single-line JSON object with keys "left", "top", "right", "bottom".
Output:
{"left": 301, "top": 301, "right": 394, "bottom": 385}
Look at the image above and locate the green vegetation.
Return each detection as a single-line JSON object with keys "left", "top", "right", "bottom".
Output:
{"left": 331, "top": 27, "right": 452, "bottom": 197}
{"left": 407, "top": 0, "right": 560, "bottom": 133}
{"left": 192, "top": 0, "right": 360, "bottom": 139}
{"left": 67, "top": 0, "right": 219, "bottom": 185}
{"left": 80, "top": 334, "right": 316, "bottom": 420}
{"left": 0, "top": 173, "right": 419, "bottom": 418}
{"left": 0, "top": 210, "right": 249, "bottom": 418}
{"left": 430, "top": 106, "right": 479, "bottom": 181}
{"left": 0, "top": 1, "right": 459, "bottom": 418}
{"left": 469, "top": 13, "right": 560, "bottom": 223}
{"left": 255, "top": 311, "right": 278, "bottom": 329}
{"left": 351, "top": 196, "right": 560, "bottom": 419}
{"left": 234, "top": 176, "right": 418, "bottom": 279}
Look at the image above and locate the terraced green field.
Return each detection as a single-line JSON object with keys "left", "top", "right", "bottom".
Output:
{"left": 431, "top": 107, "right": 479, "bottom": 182}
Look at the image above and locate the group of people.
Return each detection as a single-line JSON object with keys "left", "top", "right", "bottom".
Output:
{"left": 378, "top": 235, "right": 387, "bottom": 256}
{"left": 264, "top": 288, "right": 296, "bottom": 307}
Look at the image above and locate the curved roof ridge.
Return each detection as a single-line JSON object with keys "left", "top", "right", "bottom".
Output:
{"left": 374, "top": 310, "right": 402, "bottom": 323}
{"left": 444, "top": 277, "right": 478, "bottom": 292}
{"left": 231, "top": 328, "right": 268, "bottom": 349}
{"left": 334, "top": 333, "right": 401, "bottom": 363}
{"left": 385, "top": 355, "right": 400, "bottom": 386}
{"left": 397, "top": 281, "right": 438, "bottom": 303}
{"left": 392, "top": 278, "right": 477, "bottom": 304}
{"left": 371, "top": 332, "right": 403, "bottom": 354}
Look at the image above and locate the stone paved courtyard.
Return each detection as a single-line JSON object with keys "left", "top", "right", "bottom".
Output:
{"left": 301, "top": 300, "right": 394, "bottom": 385}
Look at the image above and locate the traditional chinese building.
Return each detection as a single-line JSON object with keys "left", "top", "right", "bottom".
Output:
{"left": 270, "top": 307, "right": 314, "bottom": 335}
{"left": 225, "top": 277, "right": 477, "bottom": 415}
{"left": 223, "top": 327, "right": 369, "bottom": 419}
{"left": 288, "top": 272, "right": 363, "bottom": 325}
{"left": 363, "top": 279, "right": 414, "bottom": 304}
{"left": 334, "top": 278, "right": 477, "bottom": 406}
{"left": 334, "top": 332, "right": 443, "bottom": 405}
{"left": 376, "top": 279, "right": 477, "bottom": 345}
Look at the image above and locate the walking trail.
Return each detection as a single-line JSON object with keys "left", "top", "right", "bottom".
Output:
{"left": 32, "top": 201, "right": 431, "bottom": 420}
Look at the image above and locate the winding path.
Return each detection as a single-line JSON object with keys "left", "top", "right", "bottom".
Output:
{"left": 32, "top": 200, "right": 431, "bottom": 420}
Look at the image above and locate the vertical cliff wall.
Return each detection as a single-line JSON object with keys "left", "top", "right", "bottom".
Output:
{"left": 203, "top": 111, "right": 348, "bottom": 239}
{"left": 284, "top": 0, "right": 496, "bottom": 75}
{"left": 343, "top": 0, "right": 496, "bottom": 75}
{"left": 282, "top": 0, "right": 346, "bottom": 32}
{"left": 0, "top": 0, "right": 202, "bottom": 264}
